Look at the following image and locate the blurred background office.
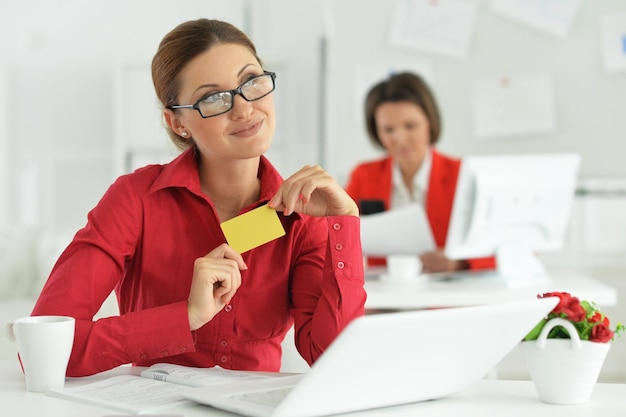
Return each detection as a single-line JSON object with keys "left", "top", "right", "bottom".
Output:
{"left": 1, "top": 0, "right": 626, "bottom": 381}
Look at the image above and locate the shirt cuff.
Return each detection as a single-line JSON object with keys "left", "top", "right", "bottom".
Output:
{"left": 124, "top": 300, "right": 196, "bottom": 363}
{"left": 326, "top": 216, "right": 364, "bottom": 281}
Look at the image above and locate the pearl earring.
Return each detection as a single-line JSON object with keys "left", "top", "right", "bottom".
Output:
{"left": 181, "top": 131, "right": 188, "bottom": 137}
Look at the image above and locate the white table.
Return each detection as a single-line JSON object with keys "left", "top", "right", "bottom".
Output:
{"left": 365, "top": 268, "right": 618, "bottom": 311}
{"left": 1, "top": 360, "right": 624, "bottom": 417}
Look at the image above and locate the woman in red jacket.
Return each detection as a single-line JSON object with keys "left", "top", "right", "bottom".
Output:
{"left": 345, "top": 72, "right": 494, "bottom": 273}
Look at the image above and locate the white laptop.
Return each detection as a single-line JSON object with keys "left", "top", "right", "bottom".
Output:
{"left": 183, "top": 297, "right": 557, "bottom": 417}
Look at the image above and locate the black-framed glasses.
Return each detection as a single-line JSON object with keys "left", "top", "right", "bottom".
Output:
{"left": 167, "top": 71, "right": 276, "bottom": 118}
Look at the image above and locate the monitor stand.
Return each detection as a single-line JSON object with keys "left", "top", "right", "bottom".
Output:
{"left": 494, "top": 243, "right": 552, "bottom": 285}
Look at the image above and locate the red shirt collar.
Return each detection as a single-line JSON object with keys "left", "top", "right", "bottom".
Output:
{"left": 148, "top": 147, "right": 285, "bottom": 206}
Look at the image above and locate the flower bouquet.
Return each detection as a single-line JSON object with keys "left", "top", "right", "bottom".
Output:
{"left": 524, "top": 291, "right": 624, "bottom": 343}
{"left": 520, "top": 291, "right": 623, "bottom": 405}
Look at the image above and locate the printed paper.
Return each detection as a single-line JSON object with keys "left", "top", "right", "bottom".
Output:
{"left": 490, "top": 0, "right": 582, "bottom": 39}
{"left": 360, "top": 203, "right": 436, "bottom": 256}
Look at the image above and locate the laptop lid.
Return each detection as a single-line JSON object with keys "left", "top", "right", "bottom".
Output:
{"left": 184, "top": 297, "right": 557, "bottom": 417}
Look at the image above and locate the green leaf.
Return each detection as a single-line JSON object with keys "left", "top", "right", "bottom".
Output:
{"left": 524, "top": 319, "right": 547, "bottom": 341}
{"left": 613, "top": 322, "right": 625, "bottom": 341}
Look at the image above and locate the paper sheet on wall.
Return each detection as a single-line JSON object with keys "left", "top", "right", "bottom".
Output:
{"left": 389, "top": 0, "right": 477, "bottom": 59}
{"left": 354, "top": 62, "right": 434, "bottom": 123}
{"left": 602, "top": 13, "right": 626, "bottom": 74}
{"left": 360, "top": 203, "right": 436, "bottom": 256}
{"left": 490, "top": 0, "right": 582, "bottom": 39}
{"left": 472, "top": 74, "right": 557, "bottom": 140}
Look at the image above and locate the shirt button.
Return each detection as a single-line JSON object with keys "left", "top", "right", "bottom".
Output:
{"left": 220, "top": 340, "right": 228, "bottom": 347}
{"left": 139, "top": 353, "right": 148, "bottom": 360}
{"left": 333, "top": 223, "right": 341, "bottom": 231}
{"left": 160, "top": 350, "right": 169, "bottom": 356}
{"left": 220, "top": 355, "right": 228, "bottom": 363}
{"left": 335, "top": 243, "right": 343, "bottom": 251}
{"left": 178, "top": 346, "right": 187, "bottom": 353}
{"left": 224, "top": 304, "right": 233, "bottom": 312}
{"left": 337, "top": 261, "right": 345, "bottom": 269}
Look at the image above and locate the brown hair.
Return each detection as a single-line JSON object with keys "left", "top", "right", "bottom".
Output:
{"left": 151, "top": 19, "right": 263, "bottom": 150}
{"left": 364, "top": 72, "right": 441, "bottom": 150}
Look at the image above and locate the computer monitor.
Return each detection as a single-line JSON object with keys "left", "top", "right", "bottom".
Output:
{"left": 444, "top": 153, "right": 581, "bottom": 282}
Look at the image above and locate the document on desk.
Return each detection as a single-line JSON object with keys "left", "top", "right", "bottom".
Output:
{"left": 360, "top": 203, "right": 436, "bottom": 256}
{"left": 48, "top": 363, "right": 284, "bottom": 414}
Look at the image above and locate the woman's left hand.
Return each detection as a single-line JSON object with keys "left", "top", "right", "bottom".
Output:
{"left": 420, "top": 249, "right": 469, "bottom": 273}
{"left": 269, "top": 165, "right": 359, "bottom": 217}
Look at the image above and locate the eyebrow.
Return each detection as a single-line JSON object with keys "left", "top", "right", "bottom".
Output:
{"left": 193, "top": 63, "right": 258, "bottom": 95}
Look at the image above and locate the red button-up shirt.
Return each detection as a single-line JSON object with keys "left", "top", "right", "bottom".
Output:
{"left": 32, "top": 148, "right": 366, "bottom": 376}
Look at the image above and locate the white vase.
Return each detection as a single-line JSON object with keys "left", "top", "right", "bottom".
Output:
{"left": 519, "top": 318, "right": 611, "bottom": 405}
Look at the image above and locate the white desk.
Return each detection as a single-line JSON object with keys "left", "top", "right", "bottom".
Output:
{"left": 365, "top": 268, "right": 618, "bottom": 311}
{"left": 1, "top": 360, "right": 624, "bottom": 417}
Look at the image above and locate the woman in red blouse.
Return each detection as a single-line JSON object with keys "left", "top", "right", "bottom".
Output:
{"left": 345, "top": 72, "right": 494, "bottom": 273}
{"left": 31, "top": 19, "right": 366, "bottom": 377}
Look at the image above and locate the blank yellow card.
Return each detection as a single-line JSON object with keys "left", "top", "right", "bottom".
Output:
{"left": 220, "top": 204, "right": 286, "bottom": 254}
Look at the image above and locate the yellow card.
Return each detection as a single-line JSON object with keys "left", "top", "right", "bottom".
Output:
{"left": 220, "top": 204, "right": 286, "bottom": 253}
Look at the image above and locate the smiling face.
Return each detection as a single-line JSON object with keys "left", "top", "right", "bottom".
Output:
{"left": 374, "top": 101, "right": 431, "bottom": 170}
{"left": 165, "top": 43, "right": 275, "bottom": 163}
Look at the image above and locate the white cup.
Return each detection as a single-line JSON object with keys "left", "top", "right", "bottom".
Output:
{"left": 6, "top": 315, "right": 75, "bottom": 392}
{"left": 384, "top": 254, "right": 423, "bottom": 283}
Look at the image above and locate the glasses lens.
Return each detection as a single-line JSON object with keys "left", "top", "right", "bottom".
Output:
{"left": 194, "top": 73, "right": 275, "bottom": 118}
{"left": 198, "top": 92, "right": 233, "bottom": 117}
{"left": 241, "top": 74, "right": 275, "bottom": 101}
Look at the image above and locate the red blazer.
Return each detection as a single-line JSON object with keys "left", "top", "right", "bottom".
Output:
{"left": 345, "top": 150, "right": 495, "bottom": 270}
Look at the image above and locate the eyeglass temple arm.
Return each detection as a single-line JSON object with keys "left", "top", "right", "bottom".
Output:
{"left": 167, "top": 104, "right": 195, "bottom": 110}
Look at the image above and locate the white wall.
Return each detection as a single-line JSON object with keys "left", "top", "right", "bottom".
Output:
{"left": 0, "top": 64, "right": 7, "bottom": 230}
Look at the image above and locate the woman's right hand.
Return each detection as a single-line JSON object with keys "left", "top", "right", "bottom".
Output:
{"left": 269, "top": 165, "right": 359, "bottom": 218}
{"left": 187, "top": 243, "right": 247, "bottom": 331}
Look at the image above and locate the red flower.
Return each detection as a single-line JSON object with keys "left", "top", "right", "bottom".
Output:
{"left": 539, "top": 292, "right": 586, "bottom": 322}
{"left": 589, "top": 312, "right": 609, "bottom": 326}
{"left": 589, "top": 312, "right": 602, "bottom": 323}
{"left": 590, "top": 323, "right": 614, "bottom": 343}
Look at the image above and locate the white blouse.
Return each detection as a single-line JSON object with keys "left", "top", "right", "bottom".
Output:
{"left": 390, "top": 147, "right": 432, "bottom": 209}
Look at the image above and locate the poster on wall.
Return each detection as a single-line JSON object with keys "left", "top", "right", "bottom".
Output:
{"left": 602, "top": 13, "right": 626, "bottom": 74}
{"left": 472, "top": 74, "right": 557, "bottom": 140}
{"left": 389, "top": 0, "right": 478, "bottom": 59}
{"left": 490, "top": 0, "right": 582, "bottom": 39}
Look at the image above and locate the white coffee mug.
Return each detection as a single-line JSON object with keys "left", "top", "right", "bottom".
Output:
{"left": 6, "top": 315, "right": 75, "bottom": 392}
{"left": 384, "top": 254, "right": 423, "bottom": 283}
